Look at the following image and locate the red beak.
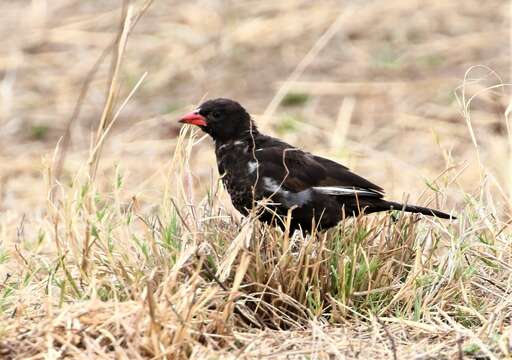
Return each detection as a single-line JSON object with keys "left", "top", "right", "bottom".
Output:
{"left": 178, "top": 110, "right": 207, "bottom": 127}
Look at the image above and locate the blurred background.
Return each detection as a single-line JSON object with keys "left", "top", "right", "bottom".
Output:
{"left": 0, "top": 0, "right": 510, "bottom": 216}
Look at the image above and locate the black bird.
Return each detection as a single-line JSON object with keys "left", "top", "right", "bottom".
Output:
{"left": 179, "top": 98, "right": 455, "bottom": 232}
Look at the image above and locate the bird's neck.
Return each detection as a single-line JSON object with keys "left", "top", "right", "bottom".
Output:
{"left": 214, "top": 128, "right": 261, "bottom": 148}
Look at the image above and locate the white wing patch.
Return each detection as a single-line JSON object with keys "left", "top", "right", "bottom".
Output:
{"left": 263, "top": 177, "right": 282, "bottom": 193}
{"left": 312, "top": 186, "right": 378, "bottom": 197}
{"left": 262, "top": 177, "right": 311, "bottom": 206}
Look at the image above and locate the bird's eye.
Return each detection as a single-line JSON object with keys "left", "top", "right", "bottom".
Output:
{"left": 211, "top": 110, "right": 221, "bottom": 119}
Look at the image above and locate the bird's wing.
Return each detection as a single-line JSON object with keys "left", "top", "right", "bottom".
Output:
{"left": 253, "top": 146, "right": 383, "bottom": 197}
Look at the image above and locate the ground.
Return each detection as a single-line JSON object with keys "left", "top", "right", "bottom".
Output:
{"left": 0, "top": 0, "right": 511, "bottom": 359}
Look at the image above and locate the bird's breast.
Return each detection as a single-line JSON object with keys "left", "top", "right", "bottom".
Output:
{"left": 215, "top": 140, "right": 259, "bottom": 213}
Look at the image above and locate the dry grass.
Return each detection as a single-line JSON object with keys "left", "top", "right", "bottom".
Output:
{"left": 0, "top": 0, "right": 511, "bottom": 358}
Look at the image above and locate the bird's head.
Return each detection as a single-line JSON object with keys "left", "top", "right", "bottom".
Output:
{"left": 178, "top": 98, "right": 255, "bottom": 142}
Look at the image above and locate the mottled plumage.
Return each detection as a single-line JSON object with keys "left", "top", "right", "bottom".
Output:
{"left": 179, "top": 98, "right": 455, "bottom": 232}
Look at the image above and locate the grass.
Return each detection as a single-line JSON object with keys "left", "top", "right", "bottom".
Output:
{"left": 0, "top": 0, "right": 511, "bottom": 358}
{"left": 1, "top": 128, "right": 511, "bottom": 358}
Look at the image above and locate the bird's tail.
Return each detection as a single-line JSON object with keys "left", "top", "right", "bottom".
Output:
{"left": 365, "top": 200, "right": 456, "bottom": 219}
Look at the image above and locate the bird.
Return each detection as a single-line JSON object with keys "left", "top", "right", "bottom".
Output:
{"left": 178, "top": 98, "right": 455, "bottom": 232}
